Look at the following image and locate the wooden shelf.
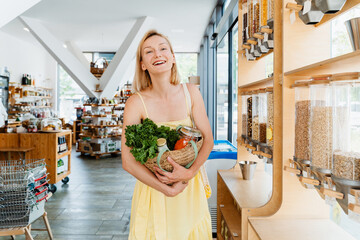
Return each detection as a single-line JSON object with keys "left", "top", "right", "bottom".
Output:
{"left": 57, "top": 150, "right": 71, "bottom": 160}
{"left": 219, "top": 205, "right": 241, "bottom": 239}
{"left": 284, "top": 50, "right": 360, "bottom": 83}
{"left": 238, "top": 77, "right": 273, "bottom": 91}
{"left": 83, "top": 104, "right": 118, "bottom": 107}
{"left": 218, "top": 169, "right": 272, "bottom": 209}
{"left": 81, "top": 124, "right": 122, "bottom": 128}
{"left": 79, "top": 134, "right": 121, "bottom": 139}
{"left": 83, "top": 114, "right": 108, "bottom": 118}
{"left": 55, "top": 171, "right": 71, "bottom": 183}
{"left": 248, "top": 219, "right": 356, "bottom": 240}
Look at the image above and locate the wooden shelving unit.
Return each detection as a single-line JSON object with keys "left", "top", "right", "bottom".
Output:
{"left": 77, "top": 103, "right": 121, "bottom": 159}
{"left": 0, "top": 130, "right": 72, "bottom": 193}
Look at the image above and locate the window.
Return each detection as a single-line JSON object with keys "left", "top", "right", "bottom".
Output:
{"left": 174, "top": 53, "right": 198, "bottom": 83}
{"left": 231, "top": 22, "right": 238, "bottom": 144}
{"left": 57, "top": 65, "right": 86, "bottom": 122}
{"left": 216, "top": 34, "right": 229, "bottom": 140}
{"left": 331, "top": 5, "right": 360, "bottom": 57}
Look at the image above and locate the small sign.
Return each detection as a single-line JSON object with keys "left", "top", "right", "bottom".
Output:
{"left": 290, "top": 10, "right": 296, "bottom": 24}
{"left": 303, "top": 0, "right": 311, "bottom": 15}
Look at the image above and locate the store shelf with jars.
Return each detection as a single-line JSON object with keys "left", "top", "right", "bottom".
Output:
{"left": 242, "top": 1, "right": 360, "bottom": 239}
{"left": 216, "top": 0, "right": 281, "bottom": 239}
{"left": 218, "top": 1, "right": 360, "bottom": 240}
{"left": 76, "top": 97, "right": 123, "bottom": 159}
{"left": 240, "top": 0, "right": 274, "bottom": 61}
{"left": 8, "top": 81, "right": 53, "bottom": 119}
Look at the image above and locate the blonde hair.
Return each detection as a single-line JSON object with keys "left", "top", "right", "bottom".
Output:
{"left": 133, "top": 30, "right": 181, "bottom": 92}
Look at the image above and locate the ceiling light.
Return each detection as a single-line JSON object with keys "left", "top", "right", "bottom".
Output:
{"left": 63, "top": 44, "right": 67, "bottom": 48}
{"left": 171, "top": 29, "right": 184, "bottom": 33}
{"left": 23, "top": 27, "right": 29, "bottom": 32}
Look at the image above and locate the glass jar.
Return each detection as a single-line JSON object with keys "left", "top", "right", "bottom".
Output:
{"left": 254, "top": 0, "right": 260, "bottom": 33}
{"left": 309, "top": 78, "right": 333, "bottom": 172}
{"left": 41, "top": 118, "right": 62, "bottom": 131}
{"left": 241, "top": 93, "right": 248, "bottom": 138}
{"left": 294, "top": 81, "right": 311, "bottom": 162}
{"left": 252, "top": 91, "right": 259, "bottom": 141}
{"left": 242, "top": 1, "right": 248, "bottom": 45}
{"left": 266, "top": 87, "right": 274, "bottom": 148}
{"left": 246, "top": 94, "right": 253, "bottom": 138}
{"left": 177, "top": 126, "right": 202, "bottom": 142}
{"left": 258, "top": 89, "right": 267, "bottom": 144}
{"left": 261, "top": 0, "right": 268, "bottom": 26}
{"left": 248, "top": 0, "right": 254, "bottom": 38}
{"left": 332, "top": 73, "right": 360, "bottom": 181}
{"left": 268, "top": 0, "right": 274, "bottom": 20}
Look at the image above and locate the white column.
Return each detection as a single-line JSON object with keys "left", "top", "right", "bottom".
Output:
{"left": 99, "top": 17, "right": 152, "bottom": 99}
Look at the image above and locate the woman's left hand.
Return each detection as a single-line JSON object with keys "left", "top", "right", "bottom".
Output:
{"left": 153, "top": 157, "right": 195, "bottom": 184}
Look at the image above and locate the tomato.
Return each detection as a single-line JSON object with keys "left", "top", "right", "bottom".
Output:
{"left": 174, "top": 138, "right": 190, "bottom": 150}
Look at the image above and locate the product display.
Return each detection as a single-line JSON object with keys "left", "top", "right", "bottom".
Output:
{"left": 41, "top": 118, "right": 62, "bottom": 132}
{"left": 294, "top": 81, "right": 311, "bottom": 161}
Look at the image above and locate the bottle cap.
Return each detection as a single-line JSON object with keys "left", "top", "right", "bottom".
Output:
{"left": 157, "top": 138, "right": 167, "bottom": 147}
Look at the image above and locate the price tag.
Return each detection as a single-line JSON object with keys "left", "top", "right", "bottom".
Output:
{"left": 251, "top": 44, "right": 254, "bottom": 52}
{"left": 246, "top": 26, "right": 249, "bottom": 39}
{"left": 258, "top": 38, "right": 262, "bottom": 45}
{"left": 290, "top": 10, "right": 296, "bottom": 24}
{"left": 302, "top": 0, "right": 311, "bottom": 15}
{"left": 264, "top": 33, "right": 268, "bottom": 42}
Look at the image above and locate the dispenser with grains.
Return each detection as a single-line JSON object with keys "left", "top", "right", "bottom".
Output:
{"left": 331, "top": 72, "right": 360, "bottom": 214}
{"left": 241, "top": 92, "right": 248, "bottom": 140}
{"left": 294, "top": 80, "right": 311, "bottom": 171}
{"left": 266, "top": 87, "right": 274, "bottom": 150}
{"left": 309, "top": 75, "right": 333, "bottom": 181}
{"left": 252, "top": 90, "right": 260, "bottom": 143}
{"left": 258, "top": 88, "right": 267, "bottom": 145}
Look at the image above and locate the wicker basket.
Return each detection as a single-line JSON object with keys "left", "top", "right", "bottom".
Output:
{"left": 144, "top": 138, "right": 203, "bottom": 173}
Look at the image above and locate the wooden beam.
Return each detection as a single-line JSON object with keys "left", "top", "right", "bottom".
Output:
{"left": 19, "top": 16, "right": 98, "bottom": 98}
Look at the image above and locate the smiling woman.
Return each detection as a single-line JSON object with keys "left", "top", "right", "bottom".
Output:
{"left": 121, "top": 30, "right": 214, "bottom": 240}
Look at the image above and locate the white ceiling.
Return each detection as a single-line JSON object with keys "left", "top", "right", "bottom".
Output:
{"left": 1, "top": 0, "right": 218, "bottom": 53}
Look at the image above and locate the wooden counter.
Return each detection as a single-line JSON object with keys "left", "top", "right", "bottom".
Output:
{"left": 0, "top": 131, "right": 72, "bottom": 185}
{"left": 248, "top": 218, "right": 356, "bottom": 240}
{"left": 217, "top": 166, "right": 273, "bottom": 240}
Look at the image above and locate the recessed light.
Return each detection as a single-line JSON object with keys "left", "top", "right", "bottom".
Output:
{"left": 171, "top": 29, "right": 184, "bottom": 33}
{"left": 23, "top": 27, "right": 29, "bottom": 32}
{"left": 63, "top": 44, "right": 67, "bottom": 48}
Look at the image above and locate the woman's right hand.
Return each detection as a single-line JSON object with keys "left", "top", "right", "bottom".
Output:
{"left": 165, "top": 181, "right": 188, "bottom": 197}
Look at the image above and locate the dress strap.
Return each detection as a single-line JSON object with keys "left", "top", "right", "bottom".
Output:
{"left": 182, "top": 83, "right": 196, "bottom": 128}
{"left": 135, "top": 92, "right": 149, "bottom": 118}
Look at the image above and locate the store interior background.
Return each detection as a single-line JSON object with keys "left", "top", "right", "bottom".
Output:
{"left": 1, "top": 0, "right": 360, "bottom": 239}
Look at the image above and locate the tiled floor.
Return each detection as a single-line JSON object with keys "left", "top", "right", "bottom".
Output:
{"left": 0, "top": 148, "right": 135, "bottom": 240}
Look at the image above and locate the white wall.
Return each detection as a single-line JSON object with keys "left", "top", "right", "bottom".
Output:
{"left": 0, "top": 30, "right": 57, "bottom": 108}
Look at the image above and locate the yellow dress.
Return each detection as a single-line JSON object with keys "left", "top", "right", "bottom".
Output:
{"left": 128, "top": 89, "right": 212, "bottom": 240}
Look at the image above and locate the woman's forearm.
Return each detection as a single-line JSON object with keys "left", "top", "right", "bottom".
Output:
{"left": 123, "top": 152, "right": 172, "bottom": 195}
{"left": 188, "top": 134, "right": 214, "bottom": 177}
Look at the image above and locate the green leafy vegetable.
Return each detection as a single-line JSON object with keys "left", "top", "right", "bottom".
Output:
{"left": 125, "top": 118, "right": 180, "bottom": 164}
